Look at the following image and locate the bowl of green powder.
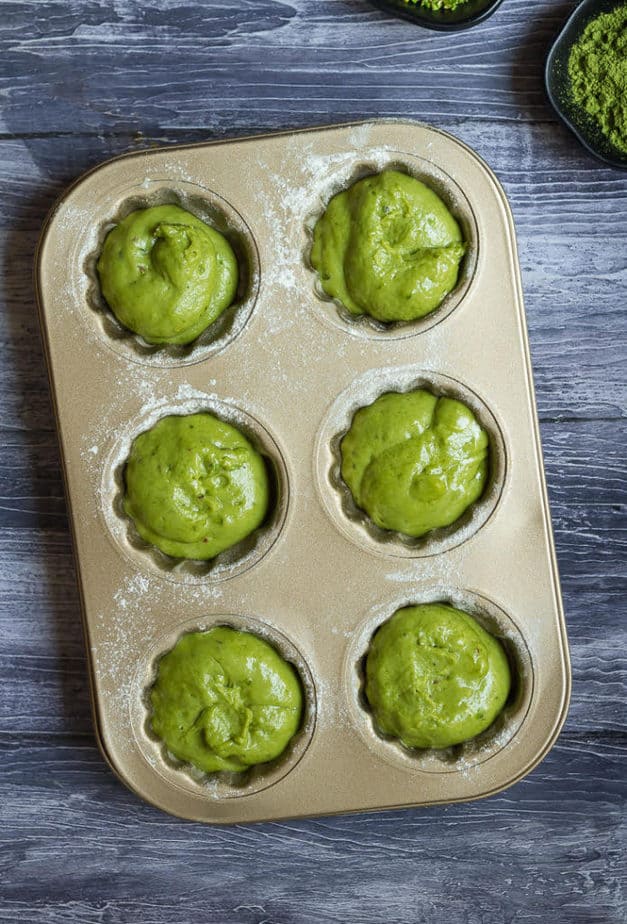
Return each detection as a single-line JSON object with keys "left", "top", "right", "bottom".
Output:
{"left": 546, "top": 0, "right": 627, "bottom": 169}
{"left": 371, "top": 0, "right": 506, "bottom": 32}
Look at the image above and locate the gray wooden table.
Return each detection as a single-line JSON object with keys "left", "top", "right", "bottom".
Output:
{"left": 1, "top": 1, "right": 625, "bottom": 921}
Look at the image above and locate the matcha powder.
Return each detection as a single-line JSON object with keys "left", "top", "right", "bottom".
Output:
{"left": 403, "top": 0, "right": 469, "bottom": 9}
{"left": 568, "top": 4, "right": 627, "bottom": 155}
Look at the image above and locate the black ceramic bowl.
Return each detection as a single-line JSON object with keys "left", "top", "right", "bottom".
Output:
{"left": 372, "top": 0, "right": 505, "bottom": 32}
{"left": 545, "top": 0, "right": 627, "bottom": 169}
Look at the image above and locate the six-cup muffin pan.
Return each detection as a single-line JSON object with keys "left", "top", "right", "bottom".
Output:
{"left": 35, "top": 120, "right": 571, "bottom": 823}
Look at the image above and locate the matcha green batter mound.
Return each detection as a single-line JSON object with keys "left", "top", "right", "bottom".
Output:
{"left": 365, "top": 604, "right": 511, "bottom": 749}
{"left": 97, "top": 205, "right": 238, "bottom": 345}
{"left": 311, "top": 170, "right": 465, "bottom": 323}
{"left": 151, "top": 627, "right": 303, "bottom": 774}
{"left": 124, "top": 413, "right": 269, "bottom": 560}
{"left": 340, "top": 389, "right": 489, "bottom": 538}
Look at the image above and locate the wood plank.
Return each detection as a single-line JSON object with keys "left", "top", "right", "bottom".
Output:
{"left": 0, "top": 0, "right": 605, "bottom": 134}
{"left": 0, "top": 0, "right": 625, "bottom": 908}
{"left": 1, "top": 415, "right": 626, "bottom": 512}
{"left": 0, "top": 733, "right": 624, "bottom": 923}
{"left": 2, "top": 417, "right": 624, "bottom": 539}
{"left": 1, "top": 123, "right": 626, "bottom": 237}
{"left": 1, "top": 617, "right": 624, "bottom": 736}
{"left": 0, "top": 129, "right": 626, "bottom": 431}
{"left": 0, "top": 412, "right": 624, "bottom": 735}
{"left": 0, "top": 506, "right": 627, "bottom": 736}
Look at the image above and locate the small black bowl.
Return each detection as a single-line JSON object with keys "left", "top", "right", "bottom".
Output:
{"left": 545, "top": 0, "right": 627, "bottom": 169}
{"left": 371, "top": 0, "right": 505, "bottom": 32}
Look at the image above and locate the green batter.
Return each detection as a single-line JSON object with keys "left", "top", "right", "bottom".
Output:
{"left": 97, "top": 205, "right": 238, "bottom": 345}
{"left": 311, "top": 170, "right": 465, "bottom": 323}
{"left": 151, "top": 627, "right": 303, "bottom": 774}
{"left": 341, "top": 389, "right": 489, "bottom": 538}
{"left": 365, "top": 604, "right": 511, "bottom": 749}
{"left": 124, "top": 413, "right": 269, "bottom": 560}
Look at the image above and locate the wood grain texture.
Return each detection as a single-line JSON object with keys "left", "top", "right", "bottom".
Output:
{"left": 1, "top": 128, "right": 626, "bottom": 429}
{"left": 1, "top": 421, "right": 625, "bottom": 750}
{"left": 0, "top": 0, "right": 625, "bottom": 921}
{"left": 0, "top": 0, "right": 595, "bottom": 133}
{"left": 0, "top": 735, "right": 624, "bottom": 923}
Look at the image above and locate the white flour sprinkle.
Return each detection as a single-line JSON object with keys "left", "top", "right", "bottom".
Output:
{"left": 47, "top": 126, "right": 538, "bottom": 802}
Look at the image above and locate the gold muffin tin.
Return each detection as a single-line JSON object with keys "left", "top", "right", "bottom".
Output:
{"left": 35, "top": 120, "right": 570, "bottom": 823}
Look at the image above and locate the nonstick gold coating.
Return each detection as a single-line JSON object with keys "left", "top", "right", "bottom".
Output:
{"left": 35, "top": 120, "right": 570, "bottom": 823}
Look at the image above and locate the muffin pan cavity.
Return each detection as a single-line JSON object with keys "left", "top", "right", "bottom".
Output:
{"left": 344, "top": 590, "right": 533, "bottom": 775}
{"left": 130, "top": 614, "right": 316, "bottom": 800}
{"left": 84, "top": 181, "right": 260, "bottom": 366}
{"left": 304, "top": 155, "right": 478, "bottom": 339}
{"left": 316, "top": 366, "right": 507, "bottom": 558}
{"left": 36, "top": 120, "right": 570, "bottom": 823}
{"left": 101, "top": 395, "right": 289, "bottom": 584}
